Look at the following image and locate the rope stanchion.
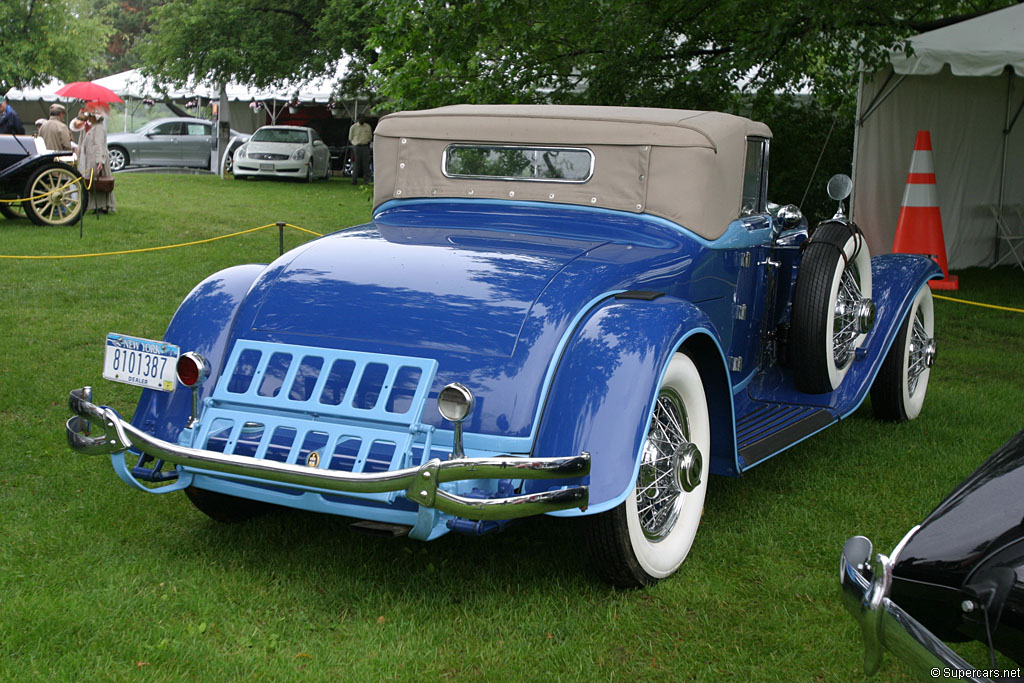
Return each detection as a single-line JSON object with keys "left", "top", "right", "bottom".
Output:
{"left": 0, "top": 222, "right": 323, "bottom": 260}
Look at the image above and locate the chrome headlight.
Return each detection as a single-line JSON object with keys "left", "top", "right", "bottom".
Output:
{"left": 292, "top": 148, "right": 307, "bottom": 160}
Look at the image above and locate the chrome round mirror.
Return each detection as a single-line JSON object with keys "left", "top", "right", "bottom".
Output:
{"left": 827, "top": 174, "right": 853, "bottom": 202}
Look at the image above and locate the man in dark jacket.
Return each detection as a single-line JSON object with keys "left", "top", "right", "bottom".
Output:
{"left": 0, "top": 97, "right": 26, "bottom": 135}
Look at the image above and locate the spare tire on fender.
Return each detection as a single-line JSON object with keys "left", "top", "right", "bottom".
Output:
{"left": 790, "top": 221, "right": 874, "bottom": 394}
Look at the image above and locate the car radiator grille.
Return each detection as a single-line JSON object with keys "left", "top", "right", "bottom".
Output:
{"left": 248, "top": 152, "right": 289, "bottom": 160}
{"left": 191, "top": 340, "right": 440, "bottom": 503}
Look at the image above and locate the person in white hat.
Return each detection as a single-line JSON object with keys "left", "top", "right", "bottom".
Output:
{"left": 71, "top": 101, "right": 116, "bottom": 213}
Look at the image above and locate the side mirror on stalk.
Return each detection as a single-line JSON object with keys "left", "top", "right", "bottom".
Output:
{"left": 827, "top": 174, "right": 853, "bottom": 219}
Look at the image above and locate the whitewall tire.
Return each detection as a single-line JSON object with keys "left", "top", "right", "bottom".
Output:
{"left": 585, "top": 352, "right": 710, "bottom": 587}
{"left": 791, "top": 222, "right": 873, "bottom": 393}
{"left": 871, "top": 285, "right": 936, "bottom": 421}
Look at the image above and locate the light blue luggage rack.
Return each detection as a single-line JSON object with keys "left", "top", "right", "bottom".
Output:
{"left": 189, "top": 340, "right": 440, "bottom": 505}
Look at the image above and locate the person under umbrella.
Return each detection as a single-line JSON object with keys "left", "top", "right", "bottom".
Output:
{"left": 71, "top": 101, "right": 116, "bottom": 214}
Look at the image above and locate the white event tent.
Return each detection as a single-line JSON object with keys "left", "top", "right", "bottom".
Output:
{"left": 852, "top": 3, "right": 1024, "bottom": 269}
{"left": 5, "top": 59, "right": 361, "bottom": 135}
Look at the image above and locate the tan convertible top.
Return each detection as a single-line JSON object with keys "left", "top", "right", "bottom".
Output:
{"left": 372, "top": 105, "right": 772, "bottom": 240}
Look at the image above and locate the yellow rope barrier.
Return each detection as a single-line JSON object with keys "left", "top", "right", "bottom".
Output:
{"left": 0, "top": 222, "right": 323, "bottom": 260}
{"left": 933, "top": 294, "right": 1024, "bottom": 314}
{"left": 0, "top": 170, "right": 88, "bottom": 204}
{"left": 5, "top": 195, "right": 1021, "bottom": 314}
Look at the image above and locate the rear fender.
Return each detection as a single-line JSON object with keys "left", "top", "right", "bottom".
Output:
{"left": 128, "top": 264, "right": 266, "bottom": 443}
{"left": 528, "top": 295, "right": 736, "bottom": 515}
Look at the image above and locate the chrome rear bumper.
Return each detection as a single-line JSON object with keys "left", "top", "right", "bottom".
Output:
{"left": 67, "top": 387, "right": 589, "bottom": 521}
{"left": 839, "top": 535, "right": 992, "bottom": 682}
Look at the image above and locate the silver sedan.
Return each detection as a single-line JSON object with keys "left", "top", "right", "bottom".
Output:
{"left": 106, "top": 117, "right": 246, "bottom": 172}
{"left": 232, "top": 126, "right": 332, "bottom": 182}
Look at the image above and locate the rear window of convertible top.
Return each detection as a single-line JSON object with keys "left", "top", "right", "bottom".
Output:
{"left": 443, "top": 145, "right": 594, "bottom": 183}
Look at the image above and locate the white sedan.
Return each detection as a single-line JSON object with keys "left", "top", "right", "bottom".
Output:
{"left": 232, "top": 126, "right": 331, "bottom": 182}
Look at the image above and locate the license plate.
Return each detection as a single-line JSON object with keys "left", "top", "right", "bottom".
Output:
{"left": 260, "top": 163, "right": 274, "bottom": 171}
{"left": 102, "top": 333, "right": 180, "bottom": 392}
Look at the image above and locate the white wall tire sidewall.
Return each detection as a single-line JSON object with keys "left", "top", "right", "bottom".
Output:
{"left": 901, "top": 286, "right": 934, "bottom": 420}
{"left": 825, "top": 234, "right": 872, "bottom": 390}
{"left": 624, "top": 353, "right": 710, "bottom": 580}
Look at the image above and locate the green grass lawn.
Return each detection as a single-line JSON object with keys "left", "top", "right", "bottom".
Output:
{"left": 1, "top": 173, "right": 1022, "bottom": 680}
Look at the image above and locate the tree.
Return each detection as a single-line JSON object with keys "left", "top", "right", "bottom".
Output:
{"left": 138, "top": 0, "right": 377, "bottom": 92}
{"left": 0, "top": 0, "right": 112, "bottom": 93}
{"left": 134, "top": 0, "right": 1020, "bottom": 110}
{"left": 366, "top": 0, "right": 1020, "bottom": 112}
{"left": 88, "top": 0, "right": 161, "bottom": 78}
{"left": 361, "top": 0, "right": 1018, "bottom": 216}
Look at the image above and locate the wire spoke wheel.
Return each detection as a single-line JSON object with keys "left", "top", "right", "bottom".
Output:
{"left": 584, "top": 353, "right": 710, "bottom": 587}
{"left": 636, "top": 391, "right": 689, "bottom": 540}
{"left": 22, "top": 163, "right": 86, "bottom": 226}
{"left": 907, "top": 308, "right": 932, "bottom": 396}
{"left": 871, "top": 285, "right": 935, "bottom": 421}
{"left": 832, "top": 264, "right": 866, "bottom": 368}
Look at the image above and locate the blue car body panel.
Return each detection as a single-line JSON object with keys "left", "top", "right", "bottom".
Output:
{"left": 217, "top": 202, "right": 749, "bottom": 443}
{"left": 132, "top": 263, "right": 266, "bottom": 447}
{"left": 123, "top": 197, "right": 940, "bottom": 535}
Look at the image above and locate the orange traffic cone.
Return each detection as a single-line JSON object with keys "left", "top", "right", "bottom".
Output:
{"left": 892, "top": 130, "right": 958, "bottom": 290}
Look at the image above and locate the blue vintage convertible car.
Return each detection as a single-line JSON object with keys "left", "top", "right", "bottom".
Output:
{"left": 66, "top": 105, "right": 940, "bottom": 587}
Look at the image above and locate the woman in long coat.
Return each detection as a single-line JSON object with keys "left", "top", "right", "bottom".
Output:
{"left": 71, "top": 103, "right": 116, "bottom": 213}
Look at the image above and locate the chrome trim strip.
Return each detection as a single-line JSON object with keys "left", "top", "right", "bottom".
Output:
{"left": 67, "top": 388, "right": 589, "bottom": 520}
{"left": 888, "top": 524, "right": 921, "bottom": 565}
{"left": 839, "top": 535, "right": 992, "bottom": 682}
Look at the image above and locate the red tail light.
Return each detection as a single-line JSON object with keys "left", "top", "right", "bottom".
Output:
{"left": 176, "top": 352, "right": 210, "bottom": 387}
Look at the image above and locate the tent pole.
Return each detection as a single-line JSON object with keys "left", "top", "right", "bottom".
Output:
{"left": 851, "top": 70, "right": 866, "bottom": 221}
{"left": 996, "top": 69, "right": 1013, "bottom": 264}
{"left": 858, "top": 71, "right": 906, "bottom": 126}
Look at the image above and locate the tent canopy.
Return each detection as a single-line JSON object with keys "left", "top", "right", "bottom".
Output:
{"left": 5, "top": 60, "right": 350, "bottom": 104}
{"left": 4, "top": 61, "right": 364, "bottom": 134}
{"left": 90, "top": 61, "right": 350, "bottom": 103}
{"left": 853, "top": 3, "right": 1024, "bottom": 269}
{"left": 889, "top": 5, "right": 1024, "bottom": 77}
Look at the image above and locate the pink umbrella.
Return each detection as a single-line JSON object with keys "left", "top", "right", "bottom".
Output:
{"left": 54, "top": 81, "right": 123, "bottom": 103}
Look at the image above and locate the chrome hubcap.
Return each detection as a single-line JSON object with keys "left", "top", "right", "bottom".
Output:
{"left": 907, "top": 310, "right": 936, "bottom": 396}
{"left": 637, "top": 389, "right": 699, "bottom": 541}
{"left": 833, "top": 266, "right": 871, "bottom": 368}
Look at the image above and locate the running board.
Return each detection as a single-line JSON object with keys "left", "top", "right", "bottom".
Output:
{"left": 736, "top": 402, "right": 836, "bottom": 470}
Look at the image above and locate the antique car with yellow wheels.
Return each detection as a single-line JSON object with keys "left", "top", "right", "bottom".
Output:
{"left": 0, "top": 133, "right": 86, "bottom": 225}
{"left": 66, "top": 106, "right": 940, "bottom": 587}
